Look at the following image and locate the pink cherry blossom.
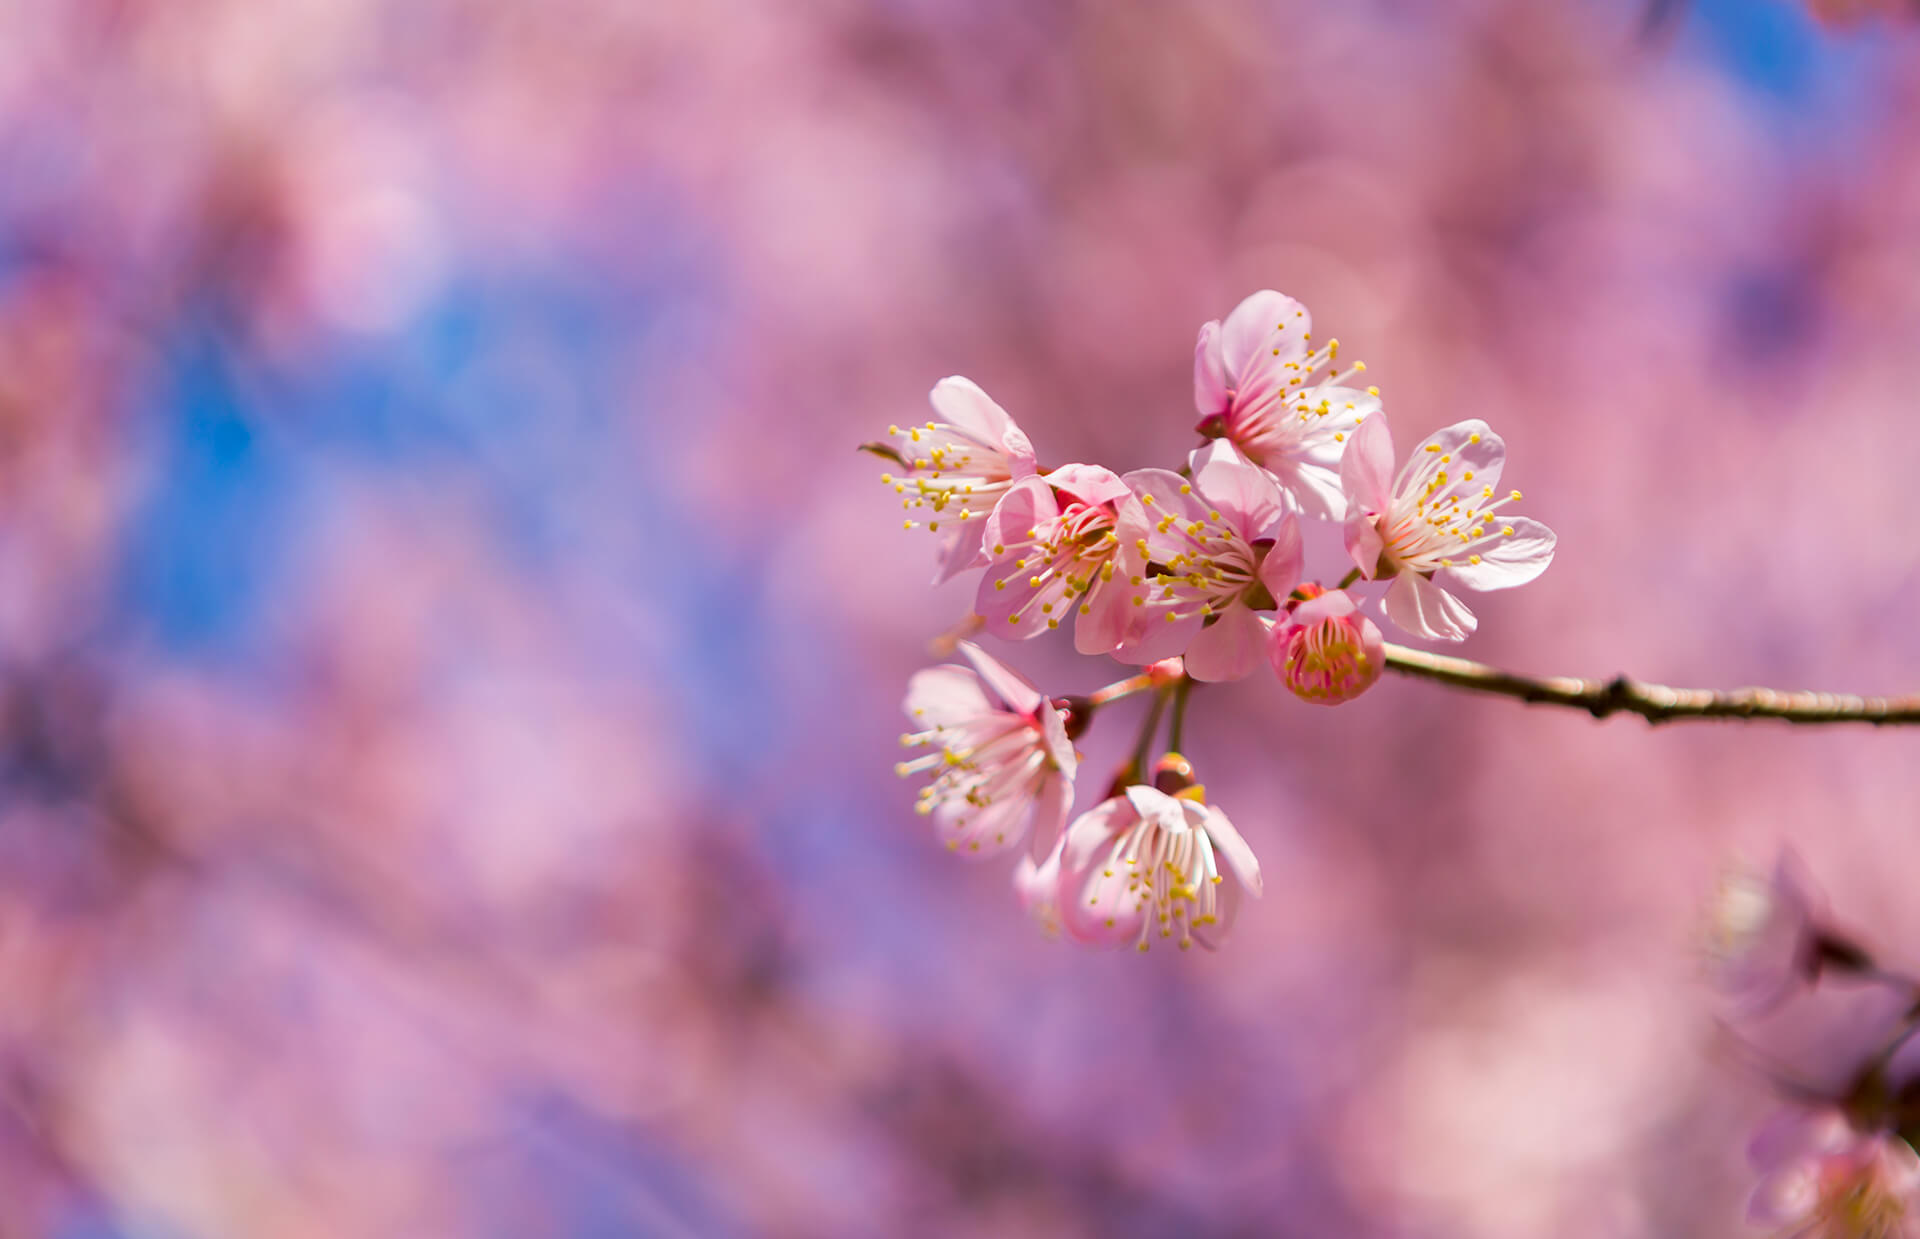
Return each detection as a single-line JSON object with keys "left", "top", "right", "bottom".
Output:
{"left": 975, "top": 464, "right": 1148, "bottom": 654}
{"left": 896, "top": 641, "right": 1077, "bottom": 859}
{"left": 1112, "top": 440, "right": 1304, "bottom": 681}
{"left": 1709, "top": 851, "right": 1818, "bottom": 1015}
{"left": 884, "top": 376, "right": 1039, "bottom": 583}
{"left": 1056, "top": 784, "right": 1261, "bottom": 953}
{"left": 1747, "top": 1107, "right": 1920, "bottom": 1237}
{"left": 1192, "top": 289, "right": 1377, "bottom": 519}
{"left": 1340, "top": 412, "right": 1556, "bottom": 641}
{"left": 1269, "top": 585, "right": 1386, "bottom": 705}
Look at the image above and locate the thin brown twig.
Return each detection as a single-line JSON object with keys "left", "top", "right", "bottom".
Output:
{"left": 1382, "top": 644, "right": 1920, "bottom": 726}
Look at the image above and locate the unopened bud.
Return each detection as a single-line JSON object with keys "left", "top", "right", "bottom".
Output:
{"left": 1270, "top": 588, "right": 1385, "bottom": 706}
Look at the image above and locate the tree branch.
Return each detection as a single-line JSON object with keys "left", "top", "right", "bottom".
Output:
{"left": 1382, "top": 644, "right": 1920, "bottom": 726}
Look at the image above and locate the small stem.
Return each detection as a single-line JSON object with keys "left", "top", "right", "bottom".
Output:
{"left": 1382, "top": 643, "right": 1920, "bottom": 726}
{"left": 1336, "top": 567, "right": 1363, "bottom": 591}
{"left": 1122, "top": 690, "right": 1169, "bottom": 787}
{"left": 1167, "top": 676, "right": 1194, "bottom": 754}
{"left": 1090, "top": 673, "right": 1155, "bottom": 707}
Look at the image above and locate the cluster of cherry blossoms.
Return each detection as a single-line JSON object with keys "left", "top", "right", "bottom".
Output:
{"left": 869, "top": 290, "right": 1557, "bottom": 952}
{"left": 1710, "top": 856, "right": 1920, "bottom": 1237}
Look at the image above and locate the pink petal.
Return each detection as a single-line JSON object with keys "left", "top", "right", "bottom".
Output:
{"left": 1110, "top": 602, "right": 1205, "bottom": 666}
{"left": 1438, "top": 517, "right": 1556, "bottom": 592}
{"left": 929, "top": 376, "right": 1036, "bottom": 473}
{"left": 938, "top": 796, "right": 1033, "bottom": 858}
{"left": 1036, "top": 699, "right": 1077, "bottom": 780}
{"left": 1344, "top": 511, "right": 1385, "bottom": 579}
{"left": 1340, "top": 410, "right": 1394, "bottom": 519}
{"left": 1181, "top": 601, "right": 1269, "bottom": 683}
{"left": 1748, "top": 1107, "right": 1855, "bottom": 1172}
{"left": 1190, "top": 439, "right": 1284, "bottom": 539}
{"left": 1257, "top": 513, "right": 1304, "bottom": 602}
{"left": 902, "top": 665, "right": 992, "bottom": 727}
{"left": 1405, "top": 419, "right": 1504, "bottom": 497}
{"left": 1193, "top": 320, "right": 1228, "bottom": 421}
{"left": 1122, "top": 784, "right": 1187, "bottom": 834}
{"left": 955, "top": 640, "right": 1042, "bottom": 716}
{"left": 1219, "top": 290, "right": 1310, "bottom": 410}
{"left": 1122, "top": 467, "right": 1210, "bottom": 565}
{"left": 1383, "top": 572, "right": 1477, "bottom": 641}
{"left": 1201, "top": 803, "right": 1262, "bottom": 898}
{"left": 1028, "top": 770, "right": 1075, "bottom": 862}
{"left": 1014, "top": 835, "right": 1065, "bottom": 914}
{"left": 1042, "top": 463, "right": 1131, "bottom": 509}
{"left": 930, "top": 517, "right": 990, "bottom": 586}
{"left": 1746, "top": 1164, "right": 1819, "bottom": 1226}
{"left": 1073, "top": 574, "right": 1143, "bottom": 657}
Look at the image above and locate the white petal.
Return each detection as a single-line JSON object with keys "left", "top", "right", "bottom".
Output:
{"left": 1383, "top": 572, "right": 1477, "bottom": 641}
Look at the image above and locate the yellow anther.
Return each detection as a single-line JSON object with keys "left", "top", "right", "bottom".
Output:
{"left": 1469, "top": 554, "right": 1482, "bottom": 565}
{"left": 1469, "top": 432, "right": 1481, "bottom": 444}
{"left": 1366, "top": 385, "right": 1380, "bottom": 396}
{"left": 1180, "top": 483, "right": 1192, "bottom": 494}
{"left": 1510, "top": 489, "right": 1523, "bottom": 501}
{"left": 1141, "top": 494, "right": 1155, "bottom": 506}
{"left": 1047, "top": 619, "right": 1059, "bottom": 629}
{"left": 1028, "top": 575, "right": 1042, "bottom": 587}
{"left": 1502, "top": 525, "right": 1515, "bottom": 536}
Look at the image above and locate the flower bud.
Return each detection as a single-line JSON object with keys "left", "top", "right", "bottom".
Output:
{"left": 1269, "top": 586, "right": 1384, "bottom": 705}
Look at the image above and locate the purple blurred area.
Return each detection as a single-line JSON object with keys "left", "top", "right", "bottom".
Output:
{"left": 0, "top": 0, "right": 1917, "bottom": 1235}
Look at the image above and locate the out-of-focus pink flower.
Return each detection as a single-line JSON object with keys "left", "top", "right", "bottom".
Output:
{"left": 1340, "top": 413, "right": 1556, "bottom": 641}
{"left": 884, "top": 377, "right": 1039, "bottom": 583}
{"left": 1709, "top": 851, "right": 1818, "bottom": 1014}
{"left": 1747, "top": 1107, "right": 1920, "bottom": 1236}
{"left": 1056, "top": 783, "right": 1261, "bottom": 953}
{"left": 1270, "top": 585, "right": 1385, "bottom": 705}
{"left": 1192, "top": 289, "right": 1375, "bottom": 519}
{"left": 975, "top": 464, "right": 1147, "bottom": 654}
{"left": 1115, "top": 440, "right": 1304, "bottom": 680}
{"left": 896, "top": 640, "right": 1076, "bottom": 859}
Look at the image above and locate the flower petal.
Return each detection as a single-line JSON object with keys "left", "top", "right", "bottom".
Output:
{"left": 1181, "top": 601, "right": 1270, "bottom": 683}
{"left": 1190, "top": 439, "right": 1285, "bottom": 540}
{"left": 956, "top": 640, "right": 1042, "bottom": 716}
{"left": 1122, "top": 467, "right": 1210, "bottom": 565}
{"left": 1201, "top": 803, "right": 1262, "bottom": 898}
{"left": 1404, "top": 419, "right": 1504, "bottom": 500}
{"left": 1383, "top": 572, "right": 1478, "bottom": 641}
{"left": 930, "top": 518, "right": 990, "bottom": 586}
{"left": 1340, "top": 410, "right": 1394, "bottom": 519}
{"left": 1122, "top": 784, "right": 1188, "bottom": 834}
{"left": 902, "top": 665, "right": 992, "bottom": 728}
{"left": 1193, "top": 320, "right": 1228, "bottom": 422}
{"left": 929, "top": 376, "right": 1036, "bottom": 473}
{"left": 1043, "top": 462, "right": 1132, "bottom": 510}
{"left": 1439, "top": 517, "right": 1556, "bottom": 592}
{"left": 1219, "top": 290, "right": 1311, "bottom": 409}
{"left": 1257, "top": 513, "right": 1304, "bottom": 602}
{"left": 1028, "top": 769, "right": 1074, "bottom": 862}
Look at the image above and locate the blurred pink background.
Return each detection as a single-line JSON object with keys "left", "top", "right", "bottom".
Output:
{"left": 0, "top": 0, "right": 1917, "bottom": 1235}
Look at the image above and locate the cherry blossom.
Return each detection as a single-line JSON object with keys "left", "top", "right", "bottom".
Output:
{"left": 896, "top": 641, "right": 1077, "bottom": 859}
{"left": 1747, "top": 1108, "right": 1920, "bottom": 1238}
{"left": 883, "top": 377, "right": 1040, "bottom": 583}
{"left": 975, "top": 464, "right": 1148, "bottom": 654}
{"left": 1340, "top": 412, "right": 1556, "bottom": 641}
{"left": 1192, "top": 289, "right": 1376, "bottom": 519}
{"left": 1116, "top": 440, "right": 1304, "bottom": 680}
{"left": 1269, "top": 585, "right": 1385, "bottom": 705}
{"left": 1056, "top": 782, "right": 1261, "bottom": 952}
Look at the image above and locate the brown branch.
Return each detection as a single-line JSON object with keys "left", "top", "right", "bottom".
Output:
{"left": 1382, "top": 644, "right": 1920, "bottom": 726}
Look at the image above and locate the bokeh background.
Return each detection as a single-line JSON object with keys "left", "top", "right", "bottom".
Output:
{"left": 1, "top": 0, "right": 1919, "bottom": 1235}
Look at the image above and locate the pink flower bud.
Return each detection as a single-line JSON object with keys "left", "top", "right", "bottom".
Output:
{"left": 1269, "top": 586, "right": 1385, "bottom": 705}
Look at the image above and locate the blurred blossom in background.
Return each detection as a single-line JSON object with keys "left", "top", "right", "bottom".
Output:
{"left": 2, "top": 0, "right": 1920, "bottom": 1235}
